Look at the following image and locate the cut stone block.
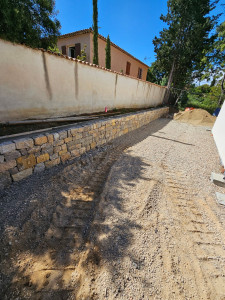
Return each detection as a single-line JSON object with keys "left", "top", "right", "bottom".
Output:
{"left": 53, "top": 133, "right": 59, "bottom": 141}
{"left": 9, "top": 167, "right": 19, "bottom": 175}
{"left": 216, "top": 192, "right": 225, "bottom": 206}
{"left": 12, "top": 168, "right": 32, "bottom": 182}
{"left": 17, "top": 154, "right": 36, "bottom": 170}
{"left": 15, "top": 138, "right": 34, "bottom": 149}
{"left": 0, "top": 142, "right": 15, "bottom": 154}
{"left": 36, "top": 153, "right": 49, "bottom": 164}
{"left": 50, "top": 153, "right": 59, "bottom": 161}
{"left": 58, "top": 130, "right": 67, "bottom": 140}
{"left": 46, "top": 134, "right": 54, "bottom": 143}
{"left": 211, "top": 172, "right": 225, "bottom": 188}
{"left": 28, "top": 146, "right": 41, "bottom": 154}
{"left": 34, "top": 135, "right": 47, "bottom": 146}
{"left": 0, "top": 160, "right": 17, "bottom": 173}
{"left": 61, "top": 152, "right": 71, "bottom": 163}
{"left": 4, "top": 150, "right": 21, "bottom": 161}
{"left": 34, "top": 163, "right": 45, "bottom": 173}
{"left": 41, "top": 144, "right": 53, "bottom": 155}
{"left": 45, "top": 157, "right": 60, "bottom": 168}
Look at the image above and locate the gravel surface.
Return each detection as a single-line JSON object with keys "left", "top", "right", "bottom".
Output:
{"left": 1, "top": 118, "right": 225, "bottom": 300}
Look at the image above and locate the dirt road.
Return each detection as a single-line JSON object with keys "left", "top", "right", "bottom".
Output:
{"left": 1, "top": 118, "right": 225, "bottom": 300}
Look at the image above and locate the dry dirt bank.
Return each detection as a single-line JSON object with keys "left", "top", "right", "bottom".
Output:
{"left": 1, "top": 119, "right": 225, "bottom": 300}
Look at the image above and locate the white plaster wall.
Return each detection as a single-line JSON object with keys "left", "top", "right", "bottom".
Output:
{"left": 212, "top": 103, "right": 225, "bottom": 166}
{"left": 0, "top": 39, "right": 167, "bottom": 122}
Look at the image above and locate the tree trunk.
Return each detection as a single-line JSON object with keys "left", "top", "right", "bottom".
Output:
{"left": 218, "top": 74, "right": 225, "bottom": 106}
{"left": 167, "top": 59, "right": 175, "bottom": 90}
{"left": 174, "top": 90, "right": 183, "bottom": 107}
{"left": 164, "top": 59, "right": 175, "bottom": 104}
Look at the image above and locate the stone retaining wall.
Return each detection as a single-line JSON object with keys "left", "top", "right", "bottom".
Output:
{"left": 0, "top": 107, "right": 168, "bottom": 189}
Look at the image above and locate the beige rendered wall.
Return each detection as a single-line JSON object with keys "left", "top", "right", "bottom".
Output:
{"left": 90, "top": 33, "right": 148, "bottom": 80}
{"left": 57, "top": 33, "right": 91, "bottom": 62}
{"left": 0, "top": 39, "right": 167, "bottom": 122}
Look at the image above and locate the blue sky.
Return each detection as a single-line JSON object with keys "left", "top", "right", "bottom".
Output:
{"left": 55, "top": 0, "right": 225, "bottom": 66}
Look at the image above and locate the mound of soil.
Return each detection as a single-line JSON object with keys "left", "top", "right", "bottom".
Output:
{"left": 174, "top": 108, "right": 216, "bottom": 127}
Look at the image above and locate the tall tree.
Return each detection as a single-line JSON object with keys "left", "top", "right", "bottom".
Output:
{"left": 0, "top": 0, "right": 60, "bottom": 49}
{"left": 93, "top": 0, "right": 99, "bottom": 65}
{"left": 153, "top": 0, "right": 219, "bottom": 91}
{"left": 105, "top": 35, "right": 111, "bottom": 69}
{"left": 201, "top": 20, "right": 225, "bottom": 105}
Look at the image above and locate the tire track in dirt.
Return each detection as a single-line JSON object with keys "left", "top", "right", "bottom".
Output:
{"left": 159, "top": 164, "right": 225, "bottom": 300}
{"left": 1, "top": 138, "right": 145, "bottom": 299}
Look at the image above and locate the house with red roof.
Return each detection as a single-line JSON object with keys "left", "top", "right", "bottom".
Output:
{"left": 57, "top": 28, "right": 149, "bottom": 80}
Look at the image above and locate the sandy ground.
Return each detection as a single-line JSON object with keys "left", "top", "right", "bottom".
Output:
{"left": 1, "top": 118, "right": 225, "bottom": 300}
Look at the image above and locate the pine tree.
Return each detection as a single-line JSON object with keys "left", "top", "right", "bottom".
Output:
{"left": 93, "top": 0, "right": 99, "bottom": 65}
{"left": 153, "top": 0, "right": 219, "bottom": 90}
{"left": 105, "top": 35, "right": 111, "bottom": 69}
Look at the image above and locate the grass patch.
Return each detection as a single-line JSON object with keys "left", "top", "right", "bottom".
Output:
{"left": 178, "top": 93, "right": 219, "bottom": 114}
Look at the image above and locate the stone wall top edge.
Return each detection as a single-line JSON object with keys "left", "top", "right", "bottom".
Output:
{"left": 0, "top": 107, "right": 168, "bottom": 145}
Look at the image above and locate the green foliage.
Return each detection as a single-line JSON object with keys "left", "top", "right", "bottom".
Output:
{"left": 105, "top": 35, "right": 111, "bottom": 69}
{"left": 200, "top": 20, "right": 225, "bottom": 104}
{"left": 178, "top": 84, "right": 222, "bottom": 113}
{"left": 194, "top": 84, "right": 211, "bottom": 94}
{"left": 160, "top": 76, "right": 168, "bottom": 86}
{"left": 93, "top": 0, "right": 99, "bottom": 65}
{"left": 146, "top": 68, "right": 156, "bottom": 83}
{"left": 201, "top": 21, "right": 225, "bottom": 79}
{"left": 77, "top": 44, "right": 87, "bottom": 61}
{"left": 153, "top": 0, "right": 219, "bottom": 89}
{"left": 146, "top": 61, "right": 166, "bottom": 84}
{"left": 47, "top": 45, "right": 61, "bottom": 54}
{"left": 0, "top": 0, "right": 60, "bottom": 49}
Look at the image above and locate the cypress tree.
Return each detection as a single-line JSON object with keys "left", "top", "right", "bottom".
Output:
{"left": 105, "top": 35, "right": 111, "bottom": 69}
{"left": 93, "top": 0, "right": 99, "bottom": 65}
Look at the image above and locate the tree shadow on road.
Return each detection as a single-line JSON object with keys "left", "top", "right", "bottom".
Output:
{"left": 0, "top": 118, "right": 171, "bottom": 299}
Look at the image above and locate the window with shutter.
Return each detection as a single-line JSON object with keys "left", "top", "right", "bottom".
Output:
{"left": 61, "top": 45, "right": 67, "bottom": 55}
{"left": 138, "top": 68, "right": 143, "bottom": 79}
{"left": 75, "top": 43, "right": 81, "bottom": 58}
{"left": 69, "top": 47, "right": 75, "bottom": 58}
{"left": 126, "top": 62, "right": 131, "bottom": 75}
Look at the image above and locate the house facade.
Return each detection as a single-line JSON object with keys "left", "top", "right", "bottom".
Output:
{"left": 57, "top": 28, "right": 149, "bottom": 80}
